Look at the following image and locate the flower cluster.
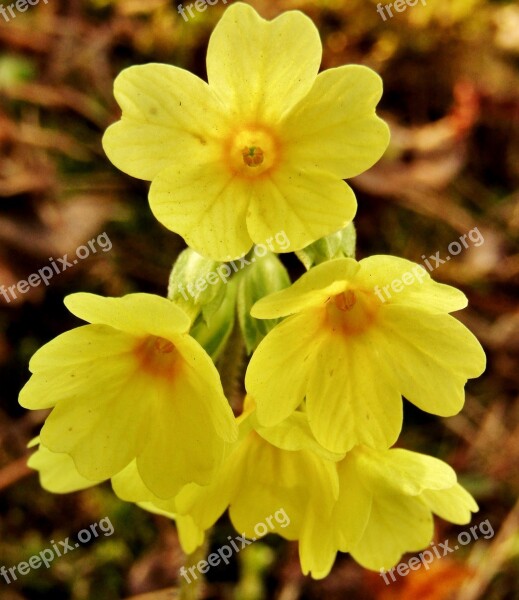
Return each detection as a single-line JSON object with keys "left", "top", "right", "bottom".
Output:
{"left": 20, "top": 2, "right": 486, "bottom": 581}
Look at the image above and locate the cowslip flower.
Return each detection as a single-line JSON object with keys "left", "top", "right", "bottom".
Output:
{"left": 19, "top": 293, "right": 237, "bottom": 499}
{"left": 102, "top": 2, "right": 389, "bottom": 260}
{"left": 112, "top": 399, "right": 341, "bottom": 554}
{"left": 299, "top": 445, "right": 478, "bottom": 578}
{"left": 245, "top": 255, "right": 486, "bottom": 453}
{"left": 113, "top": 403, "right": 476, "bottom": 581}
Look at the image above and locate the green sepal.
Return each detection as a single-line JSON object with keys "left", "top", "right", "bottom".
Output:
{"left": 190, "top": 277, "right": 238, "bottom": 362}
{"left": 236, "top": 253, "right": 291, "bottom": 354}
{"left": 296, "top": 222, "right": 356, "bottom": 270}
{"left": 167, "top": 248, "right": 227, "bottom": 323}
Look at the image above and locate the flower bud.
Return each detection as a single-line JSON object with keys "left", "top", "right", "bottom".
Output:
{"left": 237, "top": 253, "right": 290, "bottom": 353}
{"left": 168, "top": 248, "right": 228, "bottom": 323}
{"left": 190, "top": 277, "right": 238, "bottom": 361}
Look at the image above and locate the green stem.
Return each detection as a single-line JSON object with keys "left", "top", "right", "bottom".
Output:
{"left": 179, "top": 539, "right": 209, "bottom": 600}
{"left": 216, "top": 319, "right": 246, "bottom": 412}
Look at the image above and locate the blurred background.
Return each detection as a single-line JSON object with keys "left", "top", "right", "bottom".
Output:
{"left": 1, "top": 0, "right": 518, "bottom": 598}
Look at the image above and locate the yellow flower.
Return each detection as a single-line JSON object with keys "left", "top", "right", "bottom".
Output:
{"left": 102, "top": 3, "right": 389, "bottom": 260}
{"left": 245, "top": 256, "right": 486, "bottom": 453}
{"left": 29, "top": 410, "right": 478, "bottom": 581}
{"left": 300, "top": 445, "right": 478, "bottom": 578}
{"left": 113, "top": 400, "right": 341, "bottom": 554}
{"left": 19, "top": 293, "right": 237, "bottom": 499}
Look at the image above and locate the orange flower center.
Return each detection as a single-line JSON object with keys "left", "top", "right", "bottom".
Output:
{"left": 242, "top": 146, "right": 264, "bottom": 167}
{"left": 333, "top": 289, "right": 356, "bottom": 311}
{"left": 324, "top": 289, "right": 380, "bottom": 336}
{"left": 224, "top": 124, "right": 281, "bottom": 179}
{"left": 133, "top": 335, "right": 180, "bottom": 380}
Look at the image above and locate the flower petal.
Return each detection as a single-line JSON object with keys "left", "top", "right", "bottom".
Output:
{"left": 358, "top": 448, "right": 457, "bottom": 496}
{"left": 378, "top": 305, "right": 486, "bottom": 416}
{"left": 19, "top": 326, "right": 134, "bottom": 410}
{"left": 282, "top": 65, "right": 389, "bottom": 179}
{"left": 299, "top": 506, "right": 339, "bottom": 580}
{"left": 247, "top": 172, "right": 357, "bottom": 255}
{"left": 228, "top": 435, "right": 336, "bottom": 542}
{"left": 173, "top": 334, "right": 238, "bottom": 443}
{"left": 149, "top": 163, "right": 253, "bottom": 260}
{"left": 251, "top": 258, "right": 358, "bottom": 319}
{"left": 28, "top": 444, "right": 101, "bottom": 494}
{"left": 256, "top": 412, "right": 344, "bottom": 461}
{"left": 103, "top": 64, "right": 225, "bottom": 181}
{"left": 26, "top": 325, "right": 132, "bottom": 372}
{"left": 112, "top": 460, "right": 160, "bottom": 503}
{"left": 355, "top": 255, "right": 468, "bottom": 313}
{"left": 421, "top": 483, "right": 478, "bottom": 525}
{"left": 245, "top": 312, "right": 324, "bottom": 427}
{"left": 64, "top": 293, "right": 191, "bottom": 338}
{"left": 136, "top": 502, "right": 207, "bottom": 555}
{"left": 176, "top": 516, "right": 206, "bottom": 554}
{"left": 350, "top": 493, "right": 433, "bottom": 571}
{"left": 306, "top": 331, "right": 402, "bottom": 453}
{"left": 135, "top": 340, "right": 237, "bottom": 498}
{"left": 40, "top": 351, "right": 150, "bottom": 481}
{"left": 207, "top": 3, "right": 322, "bottom": 121}
{"left": 335, "top": 454, "right": 372, "bottom": 549}
{"left": 136, "top": 377, "right": 228, "bottom": 499}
